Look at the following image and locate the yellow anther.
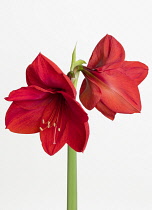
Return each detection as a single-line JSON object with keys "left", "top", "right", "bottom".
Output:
{"left": 39, "top": 127, "right": 44, "bottom": 131}
{"left": 47, "top": 121, "right": 51, "bottom": 128}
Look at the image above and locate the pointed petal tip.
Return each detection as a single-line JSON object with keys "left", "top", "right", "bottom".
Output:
{"left": 105, "top": 115, "right": 115, "bottom": 121}
{"left": 34, "top": 53, "right": 50, "bottom": 64}
{"left": 33, "top": 52, "right": 43, "bottom": 60}
{"left": 41, "top": 141, "right": 66, "bottom": 156}
{"left": 87, "top": 34, "right": 125, "bottom": 68}
{"left": 103, "top": 34, "right": 116, "bottom": 41}
{"left": 4, "top": 97, "right": 8, "bottom": 101}
{"left": 110, "top": 116, "right": 115, "bottom": 121}
{"left": 105, "top": 34, "right": 111, "bottom": 38}
{"left": 37, "top": 52, "right": 45, "bottom": 60}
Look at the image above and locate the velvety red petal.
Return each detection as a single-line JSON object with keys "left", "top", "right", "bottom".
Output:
{"left": 119, "top": 61, "right": 148, "bottom": 85}
{"left": 61, "top": 92, "right": 89, "bottom": 122}
{"left": 62, "top": 92, "right": 89, "bottom": 152}
{"left": 87, "top": 35, "right": 125, "bottom": 68}
{"left": 39, "top": 94, "right": 68, "bottom": 155}
{"left": 40, "top": 127, "right": 67, "bottom": 156}
{"left": 40, "top": 93, "right": 89, "bottom": 155}
{"left": 92, "top": 70, "right": 141, "bottom": 113}
{"left": 66, "top": 121, "right": 89, "bottom": 152}
{"left": 5, "top": 102, "right": 47, "bottom": 134}
{"left": 26, "top": 53, "right": 76, "bottom": 98}
{"left": 79, "top": 78, "right": 101, "bottom": 110}
{"left": 95, "top": 100, "right": 116, "bottom": 120}
{"left": 5, "top": 86, "right": 51, "bottom": 102}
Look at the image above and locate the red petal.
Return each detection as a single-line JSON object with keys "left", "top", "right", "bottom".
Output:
{"left": 87, "top": 35, "right": 125, "bottom": 68}
{"left": 119, "top": 61, "right": 148, "bottom": 85}
{"left": 62, "top": 92, "right": 89, "bottom": 122}
{"left": 5, "top": 86, "right": 53, "bottom": 133}
{"left": 26, "top": 53, "right": 76, "bottom": 98}
{"left": 40, "top": 125, "right": 67, "bottom": 156}
{"left": 5, "top": 86, "right": 50, "bottom": 102}
{"left": 39, "top": 94, "right": 68, "bottom": 155}
{"left": 95, "top": 100, "right": 116, "bottom": 120}
{"left": 63, "top": 92, "right": 89, "bottom": 152}
{"left": 40, "top": 93, "right": 89, "bottom": 155}
{"left": 66, "top": 121, "right": 89, "bottom": 152}
{"left": 79, "top": 79, "right": 101, "bottom": 110}
{"left": 5, "top": 102, "right": 47, "bottom": 134}
{"left": 41, "top": 132, "right": 66, "bottom": 156}
{"left": 92, "top": 69, "right": 141, "bottom": 113}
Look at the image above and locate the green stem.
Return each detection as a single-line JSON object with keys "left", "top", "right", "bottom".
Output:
{"left": 67, "top": 45, "right": 84, "bottom": 210}
{"left": 67, "top": 76, "right": 78, "bottom": 210}
{"left": 67, "top": 146, "right": 77, "bottom": 210}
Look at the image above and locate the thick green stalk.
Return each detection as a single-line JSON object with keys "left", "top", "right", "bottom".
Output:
{"left": 67, "top": 45, "right": 85, "bottom": 210}
{"left": 67, "top": 146, "right": 77, "bottom": 210}
{"left": 67, "top": 74, "right": 78, "bottom": 210}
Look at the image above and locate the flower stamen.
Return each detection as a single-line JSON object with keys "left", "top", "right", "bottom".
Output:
{"left": 39, "top": 127, "right": 44, "bottom": 131}
{"left": 53, "top": 126, "right": 57, "bottom": 144}
{"left": 40, "top": 95, "right": 63, "bottom": 144}
{"left": 47, "top": 121, "right": 51, "bottom": 128}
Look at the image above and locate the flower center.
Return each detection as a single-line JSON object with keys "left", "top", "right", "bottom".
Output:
{"left": 39, "top": 95, "right": 63, "bottom": 144}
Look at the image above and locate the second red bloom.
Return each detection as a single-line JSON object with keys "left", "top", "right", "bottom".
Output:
{"left": 80, "top": 35, "right": 148, "bottom": 120}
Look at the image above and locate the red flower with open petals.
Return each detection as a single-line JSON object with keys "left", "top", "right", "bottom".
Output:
{"left": 80, "top": 35, "right": 148, "bottom": 120}
{"left": 5, "top": 53, "right": 89, "bottom": 155}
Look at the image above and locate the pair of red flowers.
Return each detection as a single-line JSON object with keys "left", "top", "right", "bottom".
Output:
{"left": 5, "top": 35, "right": 148, "bottom": 155}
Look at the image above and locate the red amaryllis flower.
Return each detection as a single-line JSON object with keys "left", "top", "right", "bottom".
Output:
{"left": 5, "top": 53, "right": 89, "bottom": 155}
{"left": 80, "top": 35, "right": 148, "bottom": 120}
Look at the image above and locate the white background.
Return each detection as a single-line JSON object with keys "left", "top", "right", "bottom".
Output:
{"left": 0, "top": 0, "right": 152, "bottom": 209}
